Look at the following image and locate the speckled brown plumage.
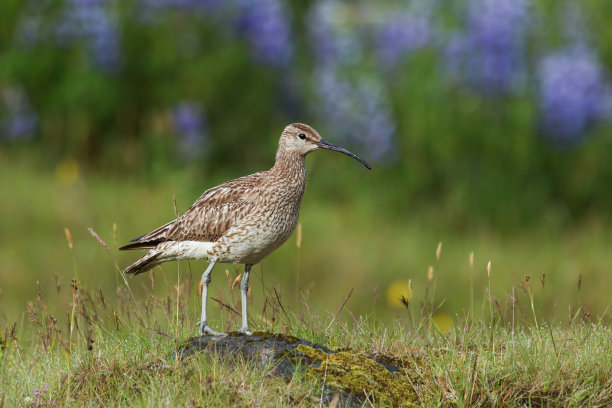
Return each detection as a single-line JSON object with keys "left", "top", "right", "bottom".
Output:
{"left": 120, "top": 123, "right": 371, "bottom": 335}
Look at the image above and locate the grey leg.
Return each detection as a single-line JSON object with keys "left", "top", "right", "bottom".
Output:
{"left": 198, "top": 261, "right": 224, "bottom": 336}
{"left": 238, "top": 264, "right": 252, "bottom": 334}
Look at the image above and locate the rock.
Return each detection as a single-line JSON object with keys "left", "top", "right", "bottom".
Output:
{"left": 178, "top": 331, "right": 333, "bottom": 378}
{"left": 176, "top": 331, "right": 418, "bottom": 407}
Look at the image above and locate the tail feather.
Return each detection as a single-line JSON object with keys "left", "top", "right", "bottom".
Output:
{"left": 124, "top": 251, "right": 165, "bottom": 275}
{"left": 122, "top": 241, "right": 214, "bottom": 275}
{"left": 120, "top": 220, "right": 176, "bottom": 251}
{"left": 119, "top": 241, "right": 161, "bottom": 251}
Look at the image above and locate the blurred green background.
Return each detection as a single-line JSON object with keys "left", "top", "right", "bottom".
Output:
{"left": 1, "top": 0, "right": 611, "bottom": 330}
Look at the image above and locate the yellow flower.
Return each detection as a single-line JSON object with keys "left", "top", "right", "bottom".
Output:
{"left": 432, "top": 313, "right": 452, "bottom": 334}
{"left": 386, "top": 280, "right": 412, "bottom": 309}
{"left": 55, "top": 158, "right": 79, "bottom": 185}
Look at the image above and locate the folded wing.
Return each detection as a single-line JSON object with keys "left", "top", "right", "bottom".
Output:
{"left": 119, "top": 172, "right": 264, "bottom": 250}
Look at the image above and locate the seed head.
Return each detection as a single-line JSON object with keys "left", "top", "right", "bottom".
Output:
{"left": 64, "top": 228, "right": 73, "bottom": 249}
{"left": 296, "top": 222, "right": 302, "bottom": 249}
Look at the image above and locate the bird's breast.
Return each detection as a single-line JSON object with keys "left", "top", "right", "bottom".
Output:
{"left": 212, "top": 186, "right": 303, "bottom": 264}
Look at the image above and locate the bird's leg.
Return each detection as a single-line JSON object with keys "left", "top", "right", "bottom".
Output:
{"left": 198, "top": 261, "right": 224, "bottom": 336}
{"left": 238, "top": 264, "right": 252, "bottom": 335}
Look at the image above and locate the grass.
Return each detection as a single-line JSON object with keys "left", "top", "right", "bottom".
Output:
{"left": 0, "top": 270, "right": 610, "bottom": 407}
{"left": 1, "top": 155, "right": 611, "bottom": 406}
{"left": 1, "top": 224, "right": 611, "bottom": 407}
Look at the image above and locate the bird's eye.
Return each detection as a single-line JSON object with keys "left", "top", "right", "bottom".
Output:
{"left": 298, "top": 133, "right": 306, "bottom": 140}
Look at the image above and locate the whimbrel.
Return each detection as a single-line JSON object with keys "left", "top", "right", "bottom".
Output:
{"left": 120, "top": 123, "right": 371, "bottom": 335}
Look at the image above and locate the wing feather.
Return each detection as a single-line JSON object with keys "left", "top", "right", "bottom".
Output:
{"left": 120, "top": 172, "right": 264, "bottom": 250}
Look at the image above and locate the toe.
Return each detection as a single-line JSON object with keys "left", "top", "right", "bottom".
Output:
{"left": 198, "top": 322, "right": 226, "bottom": 336}
{"left": 204, "top": 326, "right": 227, "bottom": 336}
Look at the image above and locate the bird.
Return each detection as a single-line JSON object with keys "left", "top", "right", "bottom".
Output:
{"left": 119, "top": 123, "right": 371, "bottom": 336}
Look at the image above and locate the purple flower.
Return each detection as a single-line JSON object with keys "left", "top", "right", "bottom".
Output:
{"left": 88, "top": 13, "right": 121, "bottom": 71}
{"left": 236, "top": 0, "right": 293, "bottom": 67}
{"left": 307, "top": 2, "right": 395, "bottom": 161}
{"left": 170, "top": 102, "right": 209, "bottom": 159}
{"left": 444, "top": 0, "right": 529, "bottom": 95}
{"left": 375, "top": 12, "right": 431, "bottom": 68}
{"left": 307, "top": 1, "right": 363, "bottom": 66}
{"left": 564, "top": 3, "right": 589, "bottom": 45}
{"left": 57, "top": 0, "right": 122, "bottom": 72}
{"left": 314, "top": 66, "right": 395, "bottom": 162}
{"left": 31, "top": 383, "right": 50, "bottom": 405}
{"left": 537, "top": 47, "right": 612, "bottom": 142}
{"left": 139, "top": 0, "right": 222, "bottom": 16}
{"left": 0, "top": 86, "right": 38, "bottom": 141}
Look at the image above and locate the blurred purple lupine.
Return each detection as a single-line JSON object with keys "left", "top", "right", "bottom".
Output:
{"left": 307, "top": 1, "right": 395, "bottom": 161}
{"left": 564, "top": 3, "right": 590, "bottom": 46}
{"left": 0, "top": 87, "right": 38, "bottom": 141}
{"left": 139, "top": 0, "right": 222, "bottom": 17}
{"left": 57, "top": 0, "right": 121, "bottom": 72}
{"left": 537, "top": 47, "right": 612, "bottom": 142}
{"left": 375, "top": 11, "right": 431, "bottom": 68}
{"left": 235, "top": 0, "right": 293, "bottom": 67}
{"left": 314, "top": 66, "right": 395, "bottom": 162}
{"left": 444, "top": 0, "right": 529, "bottom": 95}
{"left": 170, "top": 102, "right": 209, "bottom": 159}
{"left": 307, "top": 1, "right": 363, "bottom": 66}
{"left": 145, "top": 0, "right": 219, "bottom": 10}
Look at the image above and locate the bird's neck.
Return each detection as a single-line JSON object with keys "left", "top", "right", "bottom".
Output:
{"left": 271, "top": 148, "right": 307, "bottom": 188}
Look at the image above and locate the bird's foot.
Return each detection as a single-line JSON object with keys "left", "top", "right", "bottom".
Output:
{"left": 238, "top": 326, "right": 252, "bottom": 335}
{"left": 198, "top": 322, "right": 226, "bottom": 337}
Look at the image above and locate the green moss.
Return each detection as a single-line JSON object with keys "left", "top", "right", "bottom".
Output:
{"left": 297, "top": 345, "right": 418, "bottom": 407}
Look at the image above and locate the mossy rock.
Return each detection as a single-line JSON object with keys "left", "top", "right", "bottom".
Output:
{"left": 178, "top": 332, "right": 418, "bottom": 407}
{"left": 178, "top": 331, "right": 334, "bottom": 378}
{"left": 297, "top": 344, "right": 418, "bottom": 407}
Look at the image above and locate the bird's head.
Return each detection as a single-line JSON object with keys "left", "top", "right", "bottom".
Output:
{"left": 279, "top": 123, "right": 371, "bottom": 170}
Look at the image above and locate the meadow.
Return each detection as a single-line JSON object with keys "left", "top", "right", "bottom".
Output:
{"left": 1, "top": 286, "right": 611, "bottom": 407}
{"left": 1, "top": 154, "right": 611, "bottom": 407}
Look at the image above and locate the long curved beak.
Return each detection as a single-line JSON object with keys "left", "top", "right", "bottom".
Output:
{"left": 316, "top": 139, "right": 372, "bottom": 170}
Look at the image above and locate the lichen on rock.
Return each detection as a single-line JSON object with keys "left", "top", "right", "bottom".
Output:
{"left": 296, "top": 344, "right": 418, "bottom": 407}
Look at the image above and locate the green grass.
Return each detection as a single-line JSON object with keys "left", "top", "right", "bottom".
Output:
{"left": 1, "top": 155, "right": 611, "bottom": 406}
{"left": 1, "top": 275, "right": 610, "bottom": 407}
